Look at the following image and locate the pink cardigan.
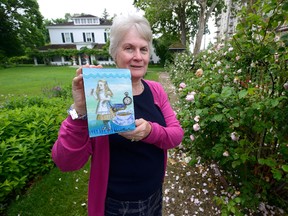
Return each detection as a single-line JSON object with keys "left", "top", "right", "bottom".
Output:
{"left": 52, "top": 80, "right": 184, "bottom": 216}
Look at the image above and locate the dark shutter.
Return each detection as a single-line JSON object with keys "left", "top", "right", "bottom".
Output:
{"left": 104, "top": 32, "right": 107, "bottom": 42}
{"left": 70, "top": 33, "right": 74, "bottom": 43}
{"left": 61, "top": 33, "right": 65, "bottom": 43}
{"left": 92, "top": 33, "right": 95, "bottom": 42}
{"left": 83, "top": 33, "right": 86, "bottom": 42}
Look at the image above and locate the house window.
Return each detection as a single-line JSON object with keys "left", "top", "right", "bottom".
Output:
{"left": 64, "top": 33, "right": 71, "bottom": 43}
{"left": 86, "top": 33, "right": 92, "bottom": 42}
{"left": 92, "top": 18, "right": 100, "bottom": 25}
{"left": 81, "top": 19, "right": 86, "bottom": 24}
{"left": 83, "top": 32, "right": 95, "bottom": 42}
{"left": 61, "top": 32, "right": 74, "bottom": 43}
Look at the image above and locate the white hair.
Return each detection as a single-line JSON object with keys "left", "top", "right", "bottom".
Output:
{"left": 109, "top": 14, "right": 153, "bottom": 61}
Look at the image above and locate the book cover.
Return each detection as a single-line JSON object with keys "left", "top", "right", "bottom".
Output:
{"left": 82, "top": 68, "right": 135, "bottom": 137}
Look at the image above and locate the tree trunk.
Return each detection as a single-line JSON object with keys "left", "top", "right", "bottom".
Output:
{"left": 176, "top": 2, "right": 187, "bottom": 47}
{"left": 193, "top": 1, "right": 206, "bottom": 55}
{"left": 193, "top": 0, "right": 220, "bottom": 56}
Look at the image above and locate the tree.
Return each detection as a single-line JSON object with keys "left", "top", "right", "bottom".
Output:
{"left": 153, "top": 34, "right": 179, "bottom": 66}
{"left": 134, "top": 0, "right": 198, "bottom": 48}
{"left": 0, "top": 0, "right": 45, "bottom": 57}
{"left": 193, "top": 0, "right": 223, "bottom": 55}
{"left": 134, "top": 0, "right": 225, "bottom": 55}
{"left": 102, "top": 8, "right": 109, "bottom": 20}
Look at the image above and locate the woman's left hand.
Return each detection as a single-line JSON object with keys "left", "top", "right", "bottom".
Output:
{"left": 119, "top": 118, "right": 151, "bottom": 142}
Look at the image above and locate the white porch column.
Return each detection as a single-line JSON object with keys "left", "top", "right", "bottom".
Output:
{"left": 85, "top": 55, "right": 90, "bottom": 65}
{"left": 78, "top": 56, "right": 82, "bottom": 66}
{"left": 33, "top": 57, "right": 38, "bottom": 66}
{"left": 61, "top": 56, "right": 65, "bottom": 65}
{"left": 72, "top": 56, "right": 77, "bottom": 66}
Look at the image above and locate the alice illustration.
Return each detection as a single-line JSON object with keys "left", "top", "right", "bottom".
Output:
{"left": 91, "top": 80, "right": 115, "bottom": 130}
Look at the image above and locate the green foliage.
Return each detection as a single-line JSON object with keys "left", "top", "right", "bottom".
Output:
{"left": 167, "top": 0, "right": 288, "bottom": 213}
{"left": 134, "top": 0, "right": 224, "bottom": 46}
{"left": 0, "top": 97, "right": 68, "bottom": 213}
{"left": 6, "top": 164, "right": 89, "bottom": 216}
{"left": 42, "top": 85, "right": 72, "bottom": 99}
{"left": 152, "top": 35, "right": 178, "bottom": 66}
{"left": 0, "top": 0, "right": 45, "bottom": 58}
{"left": 8, "top": 56, "right": 34, "bottom": 65}
{"left": 29, "top": 48, "right": 109, "bottom": 65}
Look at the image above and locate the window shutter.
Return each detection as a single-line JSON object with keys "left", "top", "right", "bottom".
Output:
{"left": 104, "top": 32, "right": 107, "bottom": 42}
{"left": 70, "top": 33, "right": 74, "bottom": 43}
{"left": 92, "top": 33, "right": 95, "bottom": 42}
{"left": 83, "top": 33, "right": 86, "bottom": 42}
{"left": 61, "top": 33, "right": 65, "bottom": 43}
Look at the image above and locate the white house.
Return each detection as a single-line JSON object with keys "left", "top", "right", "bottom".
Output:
{"left": 37, "top": 14, "right": 159, "bottom": 66}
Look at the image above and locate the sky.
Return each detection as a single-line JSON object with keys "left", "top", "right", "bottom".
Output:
{"left": 36, "top": 0, "right": 216, "bottom": 48}
{"left": 37, "top": 0, "right": 139, "bottom": 19}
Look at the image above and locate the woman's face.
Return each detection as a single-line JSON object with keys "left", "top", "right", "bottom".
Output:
{"left": 98, "top": 81, "right": 105, "bottom": 90}
{"left": 115, "top": 26, "right": 150, "bottom": 79}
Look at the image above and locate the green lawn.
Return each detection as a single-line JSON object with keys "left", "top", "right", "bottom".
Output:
{"left": 0, "top": 66, "right": 76, "bottom": 98}
{"left": 2, "top": 65, "right": 163, "bottom": 216}
{"left": 6, "top": 164, "right": 90, "bottom": 216}
{"left": 0, "top": 65, "right": 163, "bottom": 102}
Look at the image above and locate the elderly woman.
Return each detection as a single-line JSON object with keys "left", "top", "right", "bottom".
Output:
{"left": 52, "top": 13, "right": 184, "bottom": 216}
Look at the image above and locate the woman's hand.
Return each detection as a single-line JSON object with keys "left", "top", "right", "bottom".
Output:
{"left": 119, "top": 118, "right": 152, "bottom": 141}
{"left": 72, "top": 64, "right": 102, "bottom": 115}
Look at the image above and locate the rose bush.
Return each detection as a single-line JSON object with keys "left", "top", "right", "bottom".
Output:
{"left": 167, "top": 0, "right": 288, "bottom": 214}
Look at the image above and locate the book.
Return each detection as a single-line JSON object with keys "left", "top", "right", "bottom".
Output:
{"left": 82, "top": 68, "right": 135, "bottom": 137}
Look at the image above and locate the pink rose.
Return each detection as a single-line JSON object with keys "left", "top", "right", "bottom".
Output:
{"left": 193, "top": 123, "right": 200, "bottom": 131}
{"left": 185, "top": 94, "right": 195, "bottom": 101}
{"left": 231, "top": 132, "right": 239, "bottom": 141}
{"left": 190, "top": 135, "right": 195, "bottom": 141}
{"left": 179, "top": 82, "right": 186, "bottom": 88}
{"left": 223, "top": 151, "right": 229, "bottom": 157}
{"left": 194, "top": 115, "right": 200, "bottom": 122}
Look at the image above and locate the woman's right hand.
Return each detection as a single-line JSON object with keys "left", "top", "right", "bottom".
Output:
{"left": 72, "top": 64, "right": 103, "bottom": 115}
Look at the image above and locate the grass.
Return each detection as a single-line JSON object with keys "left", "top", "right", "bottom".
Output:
{"left": 0, "top": 65, "right": 162, "bottom": 103}
{"left": 6, "top": 164, "right": 90, "bottom": 216}
{"left": 3, "top": 65, "right": 163, "bottom": 216}
{"left": 0, "top": 66, "right": 75, "bottom": 97}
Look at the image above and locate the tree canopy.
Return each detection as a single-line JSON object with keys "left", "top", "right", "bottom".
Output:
{"left": 0, "top": 0, "right": 45, "bottom": 57}
{"left": 134, "top": 0, "right": 225, "bottom": 55}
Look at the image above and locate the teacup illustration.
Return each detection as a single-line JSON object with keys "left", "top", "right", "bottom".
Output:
{"left": 113, "top": 110, "right": 134, "bottom": 126}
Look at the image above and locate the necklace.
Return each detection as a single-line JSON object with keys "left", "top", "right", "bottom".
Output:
{"left": 133, "top": 82, "right": 144, "bottom": 96}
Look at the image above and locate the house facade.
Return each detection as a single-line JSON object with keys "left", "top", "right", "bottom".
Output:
{"left": 37, "top": 14, "right": 159, "bottom": 66}
{"left": 214, "top": 0, "right": 287, "bottom": 43}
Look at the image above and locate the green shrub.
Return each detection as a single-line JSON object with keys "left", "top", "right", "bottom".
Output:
{"left": 0, "top": 97, "right": 69, "bottom": 212}
{"left": 168, "top": 0, "right": 288, "bottom": 214}
{"left": 42, "top": 84, "right": 72, "bottom": 99}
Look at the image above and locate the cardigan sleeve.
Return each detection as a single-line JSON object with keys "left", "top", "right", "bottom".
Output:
{"left": 51, "top": 116, "right": 93, "bottom": 172}
{"left": 142, "top": 81, "right": 184, "bottom": 149}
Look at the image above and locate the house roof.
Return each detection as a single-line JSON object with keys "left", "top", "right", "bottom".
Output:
{"left": 73, "top": 14, "right": 97, "bottom": 18}
{"left": 169, "top": 42, "right": 186, "bottom": 50}
{"left": 49, "top": 22, "right": 75, "bottom": 26}
{"left": 38, "top": 44, "right": 77, "bottom": 51}
{"left": 47, "top": 19, "right": 112, "bottom": 27}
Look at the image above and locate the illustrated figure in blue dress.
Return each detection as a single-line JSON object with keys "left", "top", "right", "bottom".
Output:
{"left": 92, "top": 79, "right": 115, "bottom": 130}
